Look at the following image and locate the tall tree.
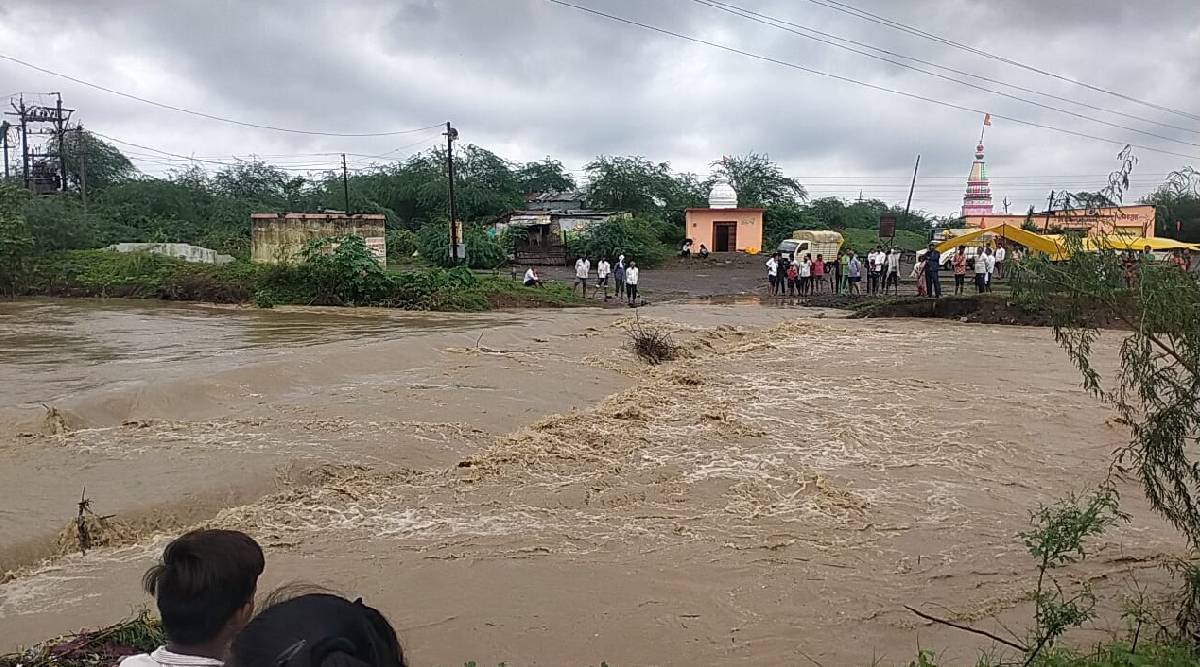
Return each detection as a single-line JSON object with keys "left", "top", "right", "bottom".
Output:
{"left": 516, "top": 158, "right": 575, "bottom": 194}
{"left": 1144, "top": 166, "right": 1200, "bottom": 242}
{"left": 582, "top": 155, "right": 677, "bottom": 213}
{"left": 60, "top": 130, "right": 138, "bottom": 193}
{"left": 711, "top": 153, "right": 807, "bottom": 207}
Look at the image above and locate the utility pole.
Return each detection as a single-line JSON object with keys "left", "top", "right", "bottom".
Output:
{"left": 1, "top": 120, "right": 9, "bottom": 179}
{"left": 902, "top": 154, "right": 920, "bottom": 233}
{"left": 1002, "top": 196, "right": 1010, "bottom": 214}
{"left": 444, "top": 121, "right": 459, "bottom": 263}
{"left": 341, "top": 153, "right": 350, "bottom": 213}
{"left": 77, "top": 126, "right": 87, "bottom": 210}
{"left": 54, "top": 93, "right": 66, "bottom": 192}
{"left": 1044, "top": 191, "right": 1055, "bottom": 231}
{"left": 18, "top": 96, "right": 28, "bottom": 189}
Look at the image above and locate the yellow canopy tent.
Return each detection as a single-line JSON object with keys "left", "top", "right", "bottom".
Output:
{"left": 934, "top": 223, "right": 1067, "bottom": 260}
{"left": 1083, "top": 235, "right": 1200, "bottom": 252}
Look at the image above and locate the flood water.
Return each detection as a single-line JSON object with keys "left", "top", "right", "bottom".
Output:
{"left": 0, "top": 299, "right": 510, "bottom": 406}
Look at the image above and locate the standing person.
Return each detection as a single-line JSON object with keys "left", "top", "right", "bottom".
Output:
{"left": 867, "top": 247, "right": 880, "bottom": 295}
{"left": 613, "top": 257, "right": 626, "bottom": 299}
{"left": 786, "top": 260, "right": 799, "bottom": 297}
{"left": 778, "top": 253, "right": 792, "bottom": 297}
{"left": 813, "top": 253, "right": 826, "bottom": 294}
{"left": 847, "top": 251, "right": 862, "bottom": 295}
{"left": 625, "top": 260, "right": 640, "bottom": 306}
{"left": 839, "top": 251, "right": 850, "bottom": 294}
{"left": 799, "top": 253, "right": 813, "bottom": 296}
{"left": 911, "top": 254, "right": 927, "bottom": 297}
{"left": 573, "top": 256, "right": 591, "bottom": 297}
{"left": 924, "top": 243, "right": 942, "bottom": 298}
{"left": 983, "top": 247, "right": 996, "bottom": 292}
{"left": 974, "top": 245, "right": 988, "bottom": 293}
{"left": 951, "top": 246, "right": 967, "bottom": 295}
{"left": 1171, "top": 249, "right": 1188, "bottom": 270}
{"left": 994, "top": 244, "right": 1006, "bottom": 279}
{"left": 885, "top": 247, "right": 901, "bottom": 295}
{"left": 120, "top": 530, "right": 265, "bottom": 667}
{"left": 596, "top": 257, "right": 612, "bottom": 300}
{"left": 765, "top": 252, "right": 780, "bottom": 296}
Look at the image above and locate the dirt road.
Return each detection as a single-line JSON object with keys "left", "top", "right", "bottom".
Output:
{"left": 0, "top": 300, "right": 1183, "bottom": 665}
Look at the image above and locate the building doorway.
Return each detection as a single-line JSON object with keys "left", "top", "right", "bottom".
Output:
{"left": 713, "top": 222, "right": 737, "bottom": 252}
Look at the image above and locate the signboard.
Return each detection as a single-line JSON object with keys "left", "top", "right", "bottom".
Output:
{"left": 879, "top": 214, "right": 897, "bottom": 239}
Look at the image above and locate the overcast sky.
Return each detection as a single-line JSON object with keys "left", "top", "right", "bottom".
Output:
{"left": 2, "top": 0, "right": 1198, "bottom": 216}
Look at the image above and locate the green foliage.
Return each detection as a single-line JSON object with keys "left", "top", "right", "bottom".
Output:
{"left": 712, "top": 153, "right": 807, "bottom": 206}
{"left": 385, "top": 228, "right": 418, "bottom": 262}
{"left": 840, "top": 228, "right": 928, "bottom": 253}
{"left": 1144, "top": 166, "right": 1200, "bottom": 242}
{"left": 463, "top": 225, "right": 506, "bottom": 269}
{"left": 22, "top": 194, "right": 97, "bottom": 251}
{"left": 566, "top": 216, "right": 671, "bottom": 267}
{"left": 288, "top": 235, "right": 395, "bottom": 305}
{"left": 583, "top": 155, "right": 683, "bottom": 213}
{"left": 62, "top": 129, "right": 138, "bottom": 193}
{"left": 516, "top": 157, "right": 575, "bottom": 194}
{"left": 0, "top": 183, "right": 35, "bottom": 295}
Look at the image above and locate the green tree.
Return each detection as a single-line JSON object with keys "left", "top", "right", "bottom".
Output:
{"left": 711, "top": 153, "right": 807, "bottom": 206}
{"left": 22, "top": 195, "right": 96, "bottom": 251}
{"left": 515, "top": 158, "right": 575, "bottom": 194}
{"left": 0, "top": 183, "right": 34, "bottom": 295}
{"left": 582, "top": 155, "right": 678, "bottom": 214}
{"left": 1144, "top": 166, "right": 1200, "bottom": 242}
{"left": 62, "top": 130, "right": 138, "bottom": 193}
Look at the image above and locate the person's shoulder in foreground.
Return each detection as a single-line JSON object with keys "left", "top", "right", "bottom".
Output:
{"left": 121, "top": 529, "right": 265, "bottom": 667}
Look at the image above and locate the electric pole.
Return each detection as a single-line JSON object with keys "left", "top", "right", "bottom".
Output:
{"left": 77, "top": 125, "right": 88, "bottom": 210}
{"left": 902, "top": 154, "right": 920, "bottom": 236}
{"left": 18, "top": 97, "right": 28, "bottom": 189}
{"left": 54, "top": 93, "right": 66, "bottom": 192}
{"left": 1, "top": 120, "right": 9, "bottom": 179}
{"left": 445, "top": 121, "right": 459, "bottom": 263}
{"left": 341, "top": 153, "right": 350, "bottom": 213}
{"left": 1002, "top": 196, "right": 1010, "bottom": 214}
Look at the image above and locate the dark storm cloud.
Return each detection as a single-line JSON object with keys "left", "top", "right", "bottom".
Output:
{"left": 2, "top": 0, "right": 1197, "bottom": 214}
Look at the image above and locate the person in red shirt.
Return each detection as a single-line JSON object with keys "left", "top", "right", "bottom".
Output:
{"left": 812, "top": 254, "right": 826, "bottom": 293}
{"left": 951, "top": 246, "right": 968, "bottom": 295}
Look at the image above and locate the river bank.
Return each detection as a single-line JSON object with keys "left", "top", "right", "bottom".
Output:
{"left": 0, "top": 299, "right": 1185, "bottom": 664}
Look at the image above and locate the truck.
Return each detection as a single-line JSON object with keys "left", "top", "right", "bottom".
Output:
{"left": 777, "top": 230, "right": 844, "bottom": 261}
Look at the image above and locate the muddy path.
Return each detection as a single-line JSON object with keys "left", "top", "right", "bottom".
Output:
{"left": 0, "top": 300, "right": 1186, "bottom": 664}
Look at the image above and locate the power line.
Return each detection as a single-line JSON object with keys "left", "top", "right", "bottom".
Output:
{"left": 693, "top": 0, "right": 1200, "bottom": 139}
{"left": 800, "top": 0, "right": 1200, "bottom": 123}
{"left": 0, "top": 54, "right": 444, "bottom": 137}
{"left": 544, "top": 0, "right": 1200, "bottom": 161}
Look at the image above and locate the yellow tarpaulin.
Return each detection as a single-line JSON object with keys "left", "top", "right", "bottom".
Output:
{"left": 1084, "top": 235, "right": 1200, "bottom": 252}
{"left": 934, "top": 223, "right": 1067, "bottom": 259}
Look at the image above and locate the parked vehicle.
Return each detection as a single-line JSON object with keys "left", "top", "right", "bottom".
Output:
{"left": 778, "top": 230, "right": 843, "bottom": 260}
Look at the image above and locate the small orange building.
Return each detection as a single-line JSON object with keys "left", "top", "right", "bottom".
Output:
{"left": 684, "top": 179, "right": 765, "bottom": 252}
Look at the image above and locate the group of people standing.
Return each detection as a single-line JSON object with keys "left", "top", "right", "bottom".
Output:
{"left": 570, "top": 255, "right": 640, "bottom": 305}
{"left": 913, "top": 243, "right": 1007, "bottom": 297}
{"left": 764, "top": 251, "right": 830, "bottom": 296}
{"left": 766, "top": 246, "right": 903, "bottom": 297}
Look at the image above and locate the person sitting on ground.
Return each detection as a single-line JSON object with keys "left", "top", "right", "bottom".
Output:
{"left": 522, "top": 266, "right": 543, "bottom": 288}
{"left": 680, "top": 238, "right": 693, "bottom": 258}
{"left": 698, "top": 244, "right": 710, "bottom": 259}
{"left": 227, "top": 592, "right": 407, "bottom": 667}
{"left": 121, "top": 529, "right": 265, "bottom": 667}
{"left": 625, "top": 260, "right": 640, "bottom": 306}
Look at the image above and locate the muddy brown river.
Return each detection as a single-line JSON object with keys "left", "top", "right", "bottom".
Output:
{"left": 0, "top": 299, "right": 1186, "bottom": 664}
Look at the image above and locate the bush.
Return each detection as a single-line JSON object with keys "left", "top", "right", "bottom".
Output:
{"left": 285, "top": 235, "right": 396, "bottom": 306}
{"left": 463, "top": 225, "right": 506, "bottom": 269}
{"left": 385, "top": 228, "right": 418, "bottom": 262}
{"left": 567, "top": 216, "right": 671, "bottom": 267}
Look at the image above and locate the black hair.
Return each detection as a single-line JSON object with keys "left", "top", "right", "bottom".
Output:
{"left": 228, "top": 593, "right": 406, "bottom": 667}
{"left": 142, "top": 529, "right": 265, "bottom": 645}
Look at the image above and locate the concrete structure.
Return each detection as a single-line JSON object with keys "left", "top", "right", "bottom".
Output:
{"left": 964, "top": 205, "right": 1157, "bottom": 238}
{"left": 684, "top": 177, "right": 765, "bottom": 252}
{"left": 250, "top": 213, "right": 387, "bottom": 265}
{"left": 105, "top": 242, "right": 235, "bottom": 265}
{"left": 961, "top": 142, "right": 994, "bottom": 217}
{"left": 492, "top": 209, "right": 620, "bottom": 265}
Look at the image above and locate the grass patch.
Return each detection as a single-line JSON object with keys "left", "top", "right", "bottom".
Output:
{"left": 840, "top": 228, "right": 928, "bottom": 253}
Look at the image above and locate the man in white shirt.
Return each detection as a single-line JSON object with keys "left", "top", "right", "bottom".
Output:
{"left": 973, "top": 246, "right": 988, "bottom": 293}
{"left": 596, "top": 258, "right": 611, "bottom": 299}
{"left": 625, "top": 260, "right": 640, "bottom": 306}
{"left": 983, "top": 247, "right": 996, "bottom": 292}
{"left": 994, "top": 245, "right": 1007, "bottom": 278}
{"left": 573, "top": 256, "right": 591, "bottom": 297}
{"left": 885, "top": 248, "right": 901, "bottom": 295}
{"left": 523, "top": 266, "right": 543, "bottom": 288}
{"left": 765, "top": 253, "right": 780, "bottom": 296}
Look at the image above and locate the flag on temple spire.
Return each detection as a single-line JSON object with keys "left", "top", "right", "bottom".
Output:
{"left": 983, "top": 113, "right": 992, "bottom": 126}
